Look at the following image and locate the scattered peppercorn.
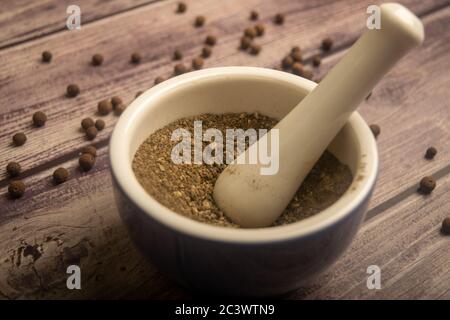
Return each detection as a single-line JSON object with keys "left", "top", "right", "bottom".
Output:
{"left": 12, "top": 132, "right": 27, "bottom": 146}
{"left": 6, "top": 162, "right": 21, "bottom": 178}
{"left": 244, "top": 27, "right": 257, "bottom": 39}
{"left": 79, "top": 153, "right": 96, "bottom": 171}
{"left": 249, "top": 43, "right": 261, "bottom": 55}
{"left": 255, "top": 24, "right": 265, "bottom": 36}
{"left": 8, "top": 180, "right": 25, "bottom": 199}
{"left": 195, "top": 16, "right": 205, "bottom": 27}
{"left": 321, "top": 37, "right": 333, "bottom": 51}
{"left": 32, "top": 111, "right": 47, "bottom": 127}
{"left": 312, "top": 55, "right": 321, "bottom": 67}
{"left": 425, "top": 147, "right": 437, "bottom": 160}
{"left": 173, "top": 50, "right": 183, "bottom": 61}
{"left": 177, "top": 2, "right": 187, "bottom": 13}
{"left": 202, "top": 46, "right": 212, "bottom": 58}
{"left": 42, "top": 51, "right": 52, "bottom": 63}
{"left": 291, "top": 46, "right": 301, "bottom": 54}
{"left": 302, "top": 68, "right": 314, "bottom": 80}
{"left": 174, "top": 63, "right": 188, "bottom": 75}
{"left": 53, "top": 167, "right": 69, "bottom": 184}
{"left": 274, "top": 13, "right": 284, "bottom": 25}
{"left": 115, "top": 104, "right": 126, "bottom": 116}
{"left": 369, "top": 124, "right": 380, "bottom": 138}
{"left": 111, "top": 96, "right": 123, "bottom": 109}
{"left": 154, "top": 77, "right": 165, "bottom": 85}
{"left": 82, "top": 145, "right": 97, "bottom": 157}
{"left": 192, "top": 57, "right": 204, "bottom": 70}
{"left": 282, "top": 55, "right": 294, "bottom": 69}
{"left": 240, "top": 36, "right": 252, "bottom": 50}
{"left": 135, "top": 91, "right": 143, "bottom": 98}
{"left": 81, "top": 118, "right": 94, "bottom": 130}
{"left": 205, "top": 35, "right": 217, "bottom": 46}
{"left": 250, "top": 10, "right": 259, "bottom": 21}
{"left": 292, "top": 62, "right": 304, "bottom": 75}
{"left": 130, "top": 52, "right": 141, "bottom": 64}
{"left": 442, "top": 217, "right": 450, "bottom": 235}
{"left": 418, "top": 176, "right": 436, "bottom": 195}
{"left": 66, "top": 84, "right": 80, "bottom": 98}
{"left": 291, "top": 50, "right": 302, "bottom": 62}
{"left": 86, "top": 126, "right": 98, "bottom": 140}
{"left": 95, "top": 119, "right": 105, "bottom": 131}
{"left": 97, "top": 100, "right": 112, "bottom": 115}
{"left": 92, "top": 54, "right": 104, "bottom": 66}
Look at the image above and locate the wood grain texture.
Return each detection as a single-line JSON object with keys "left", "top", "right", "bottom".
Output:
{"left": 0, "top": 0, "right": 449, "bottom": 299}
{"left": 290, "top": 173, "right": 450, "bottom": 299}
{"left": 0, "top": 0, "right": 162, "bottom": 49}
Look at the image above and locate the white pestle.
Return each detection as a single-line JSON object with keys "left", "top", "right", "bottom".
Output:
{"left": 213, "top": 3, "right": 424, "bottom": 228}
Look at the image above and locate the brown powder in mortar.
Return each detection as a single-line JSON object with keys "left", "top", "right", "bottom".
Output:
{"left": 132, "top": 113, "right": 353, "bottom": 228}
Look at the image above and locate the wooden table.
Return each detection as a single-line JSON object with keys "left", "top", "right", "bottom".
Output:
{"left": 0, "top": 0, "right": 449, "bottom": 299}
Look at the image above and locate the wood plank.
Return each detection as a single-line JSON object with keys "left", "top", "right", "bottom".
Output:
{"left": 289, "top": 173, "right": 450, "bottom": 299}
{"left": 0, "top": 0, "right": 161, "bottom": 49}
{"left": 0, "top": 0, "right": 449, "bottom": 299}
{"left": 0, "top": 0, "right": 446, "bottom": 182}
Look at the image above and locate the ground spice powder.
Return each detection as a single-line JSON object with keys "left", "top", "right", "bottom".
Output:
{"left": 133, "top": 113, "right": 353, "bottom": 228}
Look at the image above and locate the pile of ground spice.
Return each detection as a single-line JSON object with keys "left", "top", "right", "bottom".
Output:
{"left": 132, "top": 113, "right": 353, "bottom": 228}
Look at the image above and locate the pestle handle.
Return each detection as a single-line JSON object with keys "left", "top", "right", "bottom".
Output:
{"left": 214, "top": 3, "right": 424, "bottom": 227}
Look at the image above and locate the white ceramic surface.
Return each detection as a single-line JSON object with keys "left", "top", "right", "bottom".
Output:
{"left": 109, "top": 67, "right": 378, "bottom": 296}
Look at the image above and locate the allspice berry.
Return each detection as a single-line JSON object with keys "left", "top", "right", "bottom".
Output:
{"left": 42, "top": 51, "right": 52, "bottom": 63}
{"left": 369, "top": 124, "right": 380, "bottom": 138}
{"left": 255, "top": 24, "right": 265, "bottom": 36}
{"left": 249, "top": 43, "right": 261, "bottom": 55}
{"left": 195, "top": 16, "right": 205, "bottom": 27}
{"left": 32, "top": 111, "right": 47, "bottom": 127}
{"left": 321, "top": 37, "right": 333, "bottom": 51}
{"left": 81, "top": 118, "right": 94, "bottom": 130}
{"left": 250, "top": 10, "right": 259, "bottom": 21}
{"left": 240, "top": 36, "right": 252, "bottom": 50}
{"left": 244, "top": 27, "right": 257, "bottom": 39}
{"left": 12, "top": 132, "right": 27, "bottom": 146}
{"left": 291, "top": 46, "right": 301, "bottom": 54}
{"left": 282, "top": 55, "right": 294, "bottom": 69}
{"left": 192, "top": 57, "right": 204, "bottom": 70}
{"left": 114, "top": 104, "right": 126, "bottom": 116}
{"left": 312, "top": 55, "right": 322, "bottom": 67}
{"left": 111, "top": 96, "right": 123, "bottom": 109}
{"left": 441, "top": 217, "right": 450, "bottom": 235}
{"left": 205, "top": 35, "right": 217, "bottom": 46}
{"left": 154, "top": 77, "right": 165, "bottom": 85}
{"left": 92, "top": 54, "right": 104, "bottom": 66}
{"left": 291, "top": 50, "right": 302, "bottom": 62}
{"left": 274, "top": 13, "right": 285, "bottom": 25}
{"left": 95, "top": 119, "right": 105, "bottom": 131}
{"left": 53, "top": 167, "right": 69, "bottom": 184}
{"left": 174, "top": 63, "right": 188, "bottom": 75}
{"left": 418, "top": 176, "right": 436, "bottom": 195}
{"left": 98, "top": 100, "right": 112, "bottom": 115}
{"left": 173, "top": 50, "right": 183, "bottom": 61}
{"left": 202, "top": 46, "right": 212, "bottom": 58}
{"left": 177, "top": 2, "right": 187, "bottom": 13}
{"left": 425, "top": 147, "right": 437, "bottom": 160}
{"left": 86, "top": 126, "right": 98, "bottom": 140}
{"left": 82, "top": 145, "right": 97, "bottom": 157}
{"left": 79, "top": 153, "right": 96, "bottom": 172}
{"left": 66, "top": 84, "right": 80, "bottom": 98}
{"left": 292, "top": 62, "right": 304, "bottom": 76}
{"left": 6, "top": 162, "right": 21, "bottom": 178}
{"left": 8, "top": 180, "right": 25, "bottom": 199}
{"left": 131, "top": 52, "right": 141, "bottom": 64}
